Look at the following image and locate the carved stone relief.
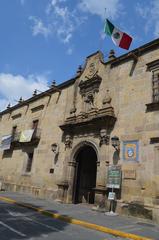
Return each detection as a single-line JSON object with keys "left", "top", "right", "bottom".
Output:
{"left": 79, "top": 75, "right": 102, "bottom": 114}
{"left": 87, "top": 62, "right": 97, "bottom": 78}
{"left": 64, "top": 134, "right": 73, "bottom": 149}
{"left": 84, "top": 92, "right": 96, "bottom": 112}
{"left": 102, "top": 90, "right": 112, "bottom": 108}
{"left": 99, "top": 129, "right": 110, "bottom": 146}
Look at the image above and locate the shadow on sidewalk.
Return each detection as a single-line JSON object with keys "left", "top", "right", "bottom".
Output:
{"left": 0, "top": 201, "right": 70, "bottom": 240}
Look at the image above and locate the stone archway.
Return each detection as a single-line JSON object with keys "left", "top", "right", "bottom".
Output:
{"left": 72, "top": 143, "right": 98, "bottom": 204}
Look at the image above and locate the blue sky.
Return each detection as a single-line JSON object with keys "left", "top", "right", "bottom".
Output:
{"left": 0, "top": 0, "right": 159, "bottom": 111}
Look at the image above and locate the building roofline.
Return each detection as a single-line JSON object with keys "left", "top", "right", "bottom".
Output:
{"left": 0, "top": 77, "right": 76, "bottom": 116}
{"left": 0, "top": 38, "right": 158, "bottom": 116}
{"left": 86, "top": 50, "right": 102, "bottom": 59}
{"left": 105, "top": 38, "right": 159, "bottom": 67}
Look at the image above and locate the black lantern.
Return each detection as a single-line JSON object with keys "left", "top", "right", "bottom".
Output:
{"left": 111, "top": 136, "right": 120, "bottom": 151}
{"left": 51, "top": 143, "right": 58, "bottom": 153}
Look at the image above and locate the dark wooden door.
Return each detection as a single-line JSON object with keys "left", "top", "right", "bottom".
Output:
{"left": 73, "top": 146, "right": 97, "bottom": 204}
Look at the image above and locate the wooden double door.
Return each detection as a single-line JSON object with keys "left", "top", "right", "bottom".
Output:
{"left": 73, "top": 146, "right": 97, "bottom": 204}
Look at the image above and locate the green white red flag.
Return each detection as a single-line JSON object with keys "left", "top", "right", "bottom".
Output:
{"left": 104, "top": 19, "right": 132, "bottom": 50}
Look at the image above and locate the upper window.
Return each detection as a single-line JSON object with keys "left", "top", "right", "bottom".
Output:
{"left": 152, "top": 72, "right": 159, "bottom": 102}
{"left": 146, "top": 59, "right": 159, "bottom": 112}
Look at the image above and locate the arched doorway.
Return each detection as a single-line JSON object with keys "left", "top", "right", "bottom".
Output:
{"left": 73, "top": 145, "right": 97, "bottom": 204}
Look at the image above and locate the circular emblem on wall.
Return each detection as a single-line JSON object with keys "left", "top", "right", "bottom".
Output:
{"left": 127, "top": 147, "right": 134, "bottom": 157}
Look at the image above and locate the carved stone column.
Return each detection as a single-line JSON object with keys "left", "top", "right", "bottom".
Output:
{"left": 66, "top": 161, "right": 76, "bottom": 203}
{"left": 95, "top": 148, "right": 108, "bottom": 193}
{"left": 94, "top": 129, "right": 110, "bottom": 205}
{"left": 56, "top": 135, "right": 73, "bottom": 203}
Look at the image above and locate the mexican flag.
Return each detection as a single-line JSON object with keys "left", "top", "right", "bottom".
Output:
{"left": 104, "top": 19, "right": 132, "bottom": 50}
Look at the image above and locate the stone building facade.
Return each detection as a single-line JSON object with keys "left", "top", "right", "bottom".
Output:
{"left": 0, "top": 39, "right": 159, "bottom": 221}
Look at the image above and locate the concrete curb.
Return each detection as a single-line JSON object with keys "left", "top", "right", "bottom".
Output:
{"left": 0, "top": 196, "right": 152, "bottom": 240}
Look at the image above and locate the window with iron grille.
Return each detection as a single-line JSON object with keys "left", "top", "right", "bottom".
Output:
{"left": 152, "top": 72, "right": 159, "bottom": 102}
{"left": 146, "top": 59, "right": 159, "bottom": 112}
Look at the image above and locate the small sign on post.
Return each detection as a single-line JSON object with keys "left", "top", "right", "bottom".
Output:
{"left": 105, "top": 165, "right": 121, "bottom": 216}
{"left": 105, "top": 190, "right": 118, "bottom": 216}
{"left": 108, "top": 192, "right": 116, "bottom": 200}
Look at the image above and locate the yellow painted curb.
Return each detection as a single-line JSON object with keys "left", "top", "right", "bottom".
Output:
{"left": 0, "top": 196, "right": 152, "bottom": 240}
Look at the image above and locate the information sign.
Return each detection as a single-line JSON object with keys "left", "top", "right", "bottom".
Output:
{"left": 107, "top": 165, "right": 121, "bottom": 189}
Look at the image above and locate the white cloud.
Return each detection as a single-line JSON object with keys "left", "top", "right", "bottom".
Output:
{"left": 29, "top": 0, "right": 123, "bottom": 45}
{"left": 47, "top": 1, "right": 86, "bottom": 43}
{"left": 136, "top": 0, "right": 159, "bottom": 37}
{"left": 152, "top": 0, "right": 159, "bottom": 37}
{"left": 46, "top": 0, "right": 67, "bottom": 13}
{"left": 100, "top": 31, "right": 106, "bottom": 40}
{"left": 78, "top": 0, "right": 123, "bottom": 19}
{"left": 66, "top": 47, "right": 73, "bottom": 55}
{"left": 135, "top": 3, "right": 149, "bottom": 19}
{"left": 29, "top": 16, "right": 51, "bottom": 38}
{"left": 30, "top": 0, "right": 86, "bottom": 44}
{"left": 0, "top": 99, "right": 9, "bottom": 113}
{"left": 0, "top": 73, "right": 48, "bottom": 111}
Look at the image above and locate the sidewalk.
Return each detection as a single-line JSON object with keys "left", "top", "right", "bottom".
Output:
{"left": 0, "top": 191, "right": 159, "bottom": 240}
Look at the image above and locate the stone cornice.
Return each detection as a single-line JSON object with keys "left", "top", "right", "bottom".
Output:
{"left": 60, "top": 107, "right": 116, "bottom": 132}
{"left": 0, "top": 78, "right": 76, "bottom": 116}
{"left": 105, "top": 38, "right": 159, "bottom": 68}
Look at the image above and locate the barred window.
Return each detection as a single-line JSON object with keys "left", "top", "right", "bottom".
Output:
{"left": 146, "top": 60, "right": 159, "bottom": 112}
{"left": 152, "top": 72, "right": 159, "bottom": 102}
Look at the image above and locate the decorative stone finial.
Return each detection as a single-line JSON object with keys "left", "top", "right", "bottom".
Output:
{"left": 7, "top": 103, "right": 11, "bottom": 109}
{"left": 18, "top": 97, "right": 23, "bottom": 103}
{"left": 76, "top": 65, "right": 82, "bottom": 76}
{"left": 108, "top": 49, "right": 116, "bottom": 60}
{"left": 50, "top": 80, "right": 56, "bottom": 88}
{"left": 33, "top": 89, "right": 37, "bottom": 96}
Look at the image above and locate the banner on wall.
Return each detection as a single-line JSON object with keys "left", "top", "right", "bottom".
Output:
{"left": 19, "top": 129, "right": 34, "bottom": 142}
{"left": 0, "top": 135, "right": 12, "bottom": 150}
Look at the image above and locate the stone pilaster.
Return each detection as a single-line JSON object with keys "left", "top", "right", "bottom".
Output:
{"left": 94, "top": 143, "right": 110, "bottom": 206}
{"left": 66, "top": 161, "right": 76, "bottom": 203}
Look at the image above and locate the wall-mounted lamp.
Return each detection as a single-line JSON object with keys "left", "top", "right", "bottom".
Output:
{"left": 111, "top": 136, "right": 120, "bottom": 152}
{"left": 51, "top": 143, "right": 59, "bottom": 154}
{"left": 51, "top": 143, "right": 59, "bottom": 165}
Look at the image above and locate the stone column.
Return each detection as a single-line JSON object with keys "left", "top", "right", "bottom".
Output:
{"left": 96, "top": 144, "right": 109, "bottom": 189}
{"left": 66, "top": 161, "right": 76, "bottom": 203}
{"left": 94, "top": 129, "right": 110, "bottom": 210}
{"left": 56, "top": 135, "right": 72, "bottom": 203}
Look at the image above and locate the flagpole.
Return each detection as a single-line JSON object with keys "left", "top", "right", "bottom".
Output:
{"left": 99, "top": 8, "right": 107, "bottom": 58}
{"left": 99, "top": 8, "right": 107, "bottom": 52}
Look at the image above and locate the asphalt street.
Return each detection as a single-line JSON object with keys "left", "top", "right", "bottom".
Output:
{"left": 0, "top": 201, "right": 126, "bottom": 240}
